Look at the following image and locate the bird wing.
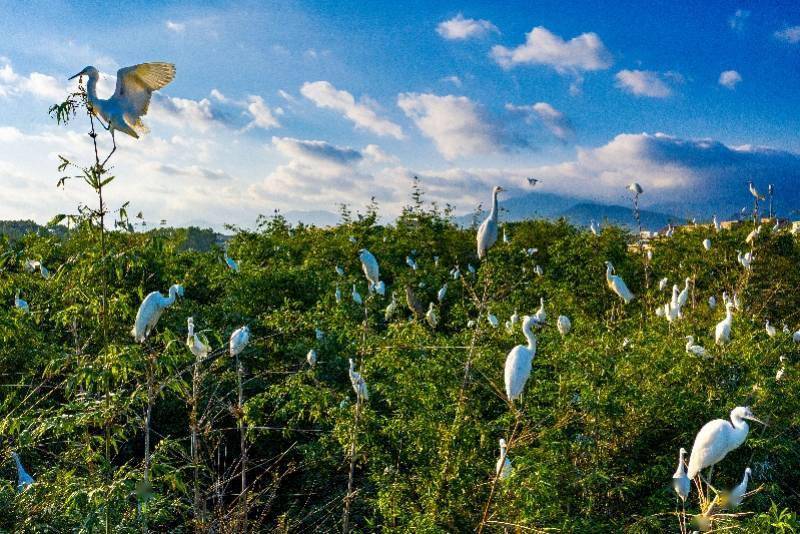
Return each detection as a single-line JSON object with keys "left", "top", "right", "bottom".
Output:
{"left": 114, "top": 63, "right": 176, "bottom": 126}
{"left": 687, "top": 419, "right": 730, "bottom": 478}
{"left": 504, "top": 345, "right": 533, "bottom": 400}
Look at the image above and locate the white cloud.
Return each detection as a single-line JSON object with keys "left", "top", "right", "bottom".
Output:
{"left": 718, "top": 70, "right": 742, "bottom": 89}
{"left": 0, "top": 59, "right": 66, "bottom": 101}
{"left": 436, "top": 14, "right": 499, "bottom": 40}
{"left": 150, "top": 94, "right": 218, "bottom": 132}
{"left": 729, "top": 9, "right": 750, "bottom": 31}
{"left": 397, "top": 92, "right": 500, "bottom": 160}
{"left": 505, "top": 102, "right": 574, "bottom": 141}
{"left": 300, "top": 81, "right": 404, "bottom": 139}
{"left": 775, "top": 26, "right": 800, "bottom": 44}
{"left": 210, "top": 89, "right": 227, "bottom": 102}
{"left": 491, "top": 26, "right": 612, "bottom": 72}
{"left": 441, "top": 75, "right": 463, "bottom": 87}
{"left": 245, "top": 95, "right": 281, "bottom": 130}
{"left": 166, "top": 20, "right": 186, "bottom": 33}
{"left": 363, "top": 144, "right": 399, "bottom": 164}
{"left": 614, "top": 70, "right": 672, "bottom": 98}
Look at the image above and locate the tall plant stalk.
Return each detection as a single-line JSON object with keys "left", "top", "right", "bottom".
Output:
{"left": 237, "top": 354, "right": 248, "bottom": 532}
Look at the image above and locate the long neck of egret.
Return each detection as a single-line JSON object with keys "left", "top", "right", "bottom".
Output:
{"left": 489, "top": 189, "right": 499, "bottom": 220}
{"left": 85, "top": 72, "right": 100, "bottom": 111}
{"left": 522, "top": 320, "right": 536, "bottom": 350}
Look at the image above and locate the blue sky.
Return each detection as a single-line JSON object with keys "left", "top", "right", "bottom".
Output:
{"left": 1, "top": 0, "right": 799, "bottom": 228}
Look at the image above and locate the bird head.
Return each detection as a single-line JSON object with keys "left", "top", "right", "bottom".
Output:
{"left": 679, "top": 447, "right": 687, "bottom": 455}
{"left": 499, "top": 438, "right": 507, "bottom": 449}
{"left": 68, "top": 66, "right": 99, "bottom": 80}
{"left": 735, "top": 406, "right": 766, "bottom": 426}
{"left": 493, "top": 185, "right": 505, "bottom": 194}
{"left": 684, "top": 335, "right": 693, "bottom": 342}
{"left": 744, "top": 467, "right": 752, "bottom": 478}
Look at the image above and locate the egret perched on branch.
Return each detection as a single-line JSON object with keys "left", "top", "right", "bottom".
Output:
{"left": 384, "top": 292, "right": 398, "bottom": 321}
{"left": 186, "top": 317, "right": 210, "bottom": 360}
{"left": 658, "top": 277, "right": 669, "bottom": 291}
{"left": 533, "top": 265, "right": 544, "bottom": 277}
{"left": 686, "top": 406, "right": 764, "bottom": 479}
{"left": 425, "top": 303, "right": 438, "bottom": 329}
{"left": 335, "top": 265, "right": 345, "bottom": 277}
{"left": 604, "top": 261, "right": 634, "bottom": 303}
{"left": 590, "top": 220, "right": 598, "bottom": 236}
{"left": 335, "top": 285, "right": 342, "bottom": 303}
{"left": 672, "top": 448, "right": 690, "bottom": 502}
{"left": 765, "top": 320, "right": 776, "bottom": 338}
{"left": 348, "top": 358, "right": 369, "bottom": 401}
{"left": 713, "top": 214, "right": 720, "bottom": 232}
{"left": 358, "top": 249, "right": 380, "bottom": 288}
{"left": 745, "top": 225, "right": 762, "bottom": 244}
{"left": 532, "top": 297, "right": 546, "bottom": 328}
{"left": 351, "top": 285, "right": 363, "bottom": 305}
{"left": 724, "top": 467, "right": 752, "bottom": 509}
{"left": 11, "top": 452, "right": 33, "bottom": 492}
{"left": 737, "top": 250, "right": 752, "bottom": 270}
{"left": 476, "top": 186, "right": 505, "bottom": 260}
{"left": 556, "top": 315, "right": 571, "bottom": 336}
{"left": 708, "top": 296, "right": 717, "bottom": 310}
{"left": 703, "top": 238, "right": 711, "bottom": 251}
{"left": 224, "top": 251, "right": 239, "bottom": 272}
{"left": 487, "top": 312, "right": 499, "bottom": 328}
{"left": 14, "top": 290, "right": 29, "bottom": 313}
{"left": 374, "top": 281, "right": 386, "bottom": 296}
{"left": 504, "top": 315, "right": 536, "bottom": 401}
{"left": 776, "top": 356, "right": 787, "bottom": 381}
{"left": 496, "top": 438, "right": 512, "bottom": 480}
{"left": 627, "top": 182, "right": 643, "bottom": 195}
{"left": 748, "top": 180, "right": 765, "bottom": 201}
{"left": 715, "top": 302, "right": 735, "bottom": 345}
{"left": 131, "top": 284, "right": 184, "bottom": 343}
{"left": 69, "top": 62, "right": 176, "bottom": 151}
{"left": 437, "top": 284, "right": 447, "bottom": 303}
{"left": 306, "top": 349, "right": 317, "bottom": 368}
{"left": 229, "top": 326, "right": 250, "bottom": 357}
{"left": 677, "top": 278, "right": 691, "bottom": 310}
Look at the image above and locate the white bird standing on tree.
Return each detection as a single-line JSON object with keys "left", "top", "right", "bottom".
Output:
{"left": 725, "top": 467, "right": 752, "bottom": 509}
{"left": 686, "top": 406, "right": 764, "bottom": 479}
{"left": 713, "top": 214, "right": 720, "bottom": 232}
{"left": 476, "top": 186, "right": 505, "bottom": 260}
{"left": 677, "top": 278, "right": 691, "bottom": 310}
{"left": 532, "top": 297, "right": 546, "bottom": 327}
{"left": 384, "top": 292, "right": 398, "bottom": 320}
{"left": 703, "top": 238, "right": 711, "bottom": 251}
{"left": 348, "top": 358, "right": 369, "bottom": 401}
{"left": 11, "top": 452, "right": 34, "bottom": 492}
{"left": 604, "top": 261, "right": 634, "bottom": 303}
{"left": 685, "top": 336, "right": 708, "bottom": 358}
{"left": 504, "top": 315, "right": 537, "bottom": 402}
{"left": 229, "top": 326, "right": 250, "bottom": 357}
{"left": 131, "top": 284, "right": 184, "bottom": 343}
{"left": 437, "top": 284, "right": 447, "bottom": 303}
{"left": 351, "top": 284, "right": 363, "bottom": 305}
{"left": 306, "top": 349, "right": 317, "bottom": 368}
{"left": 672, "top": 448, "right": 690, "bottom": 502}
{"left": 224, "top": 251, "right": 239, "bottom": 272}
{"left": 737, "top": 250, "right": 753, "bottom": 270}
{"left": 776, "top": 356, "right": 787, "bottom": 381}
{"left": 425, "top": 302, "right": 438, "bottom": 329}
{"left": 715, "top": 302, "right": 735, "bottom": 345}
{"left": 14, "top": 290, "right": 29, "bottom": 313}
{"left": 708, "top": 295, "right": 717, "bottom": 310}
{"left": 496, "top": 438, "right": 512, "bottom": 480}
{"left": 557, "top": 315, "right": 571, "bottom": 336}
{"left": 658, "top": 277, "right": 669, "bottom": 291}
{"left": 487, "top": 312, "right": 499, "bottom": 328}
{"left": 358, "top": 249, "right": 380, "bottom": 290}
{"left": 69, "top": 62, "right": 176, "bottom": 153}
{"left": 748, "top": 180, "right": 765, "bottom": 200}
{"left": 186, "top": 317, "right": 210, "bottom": 360}
{"left": 765, "top": 320, "right": 777, "bottom": 338}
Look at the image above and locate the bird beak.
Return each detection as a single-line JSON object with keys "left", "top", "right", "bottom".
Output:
{"left": 497, "top": 187, "right": 505, "bottom": 192}
{"left": 68, "top": 70, "right": 84, "bottom": 80}
{"left": 745, "top": 415, "right": 766, "bottom": 426}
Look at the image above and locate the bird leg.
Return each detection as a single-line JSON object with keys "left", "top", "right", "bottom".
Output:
{"left": 101, "top": 130, "right": 117, "bottom": 168}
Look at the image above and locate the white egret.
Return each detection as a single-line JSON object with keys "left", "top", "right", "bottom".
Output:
{"left": 11, "top": 452, "right": 33, "bottom": 492}
{"left": 737, "top": 250, "right": 752, "bottom": 270}
{"left": 725, "top": 467, "right": 751, "bottom": 509}
{"left": 794, "top": 329, "right": 800, "bottom": 343}
{"left": 348, "top": 358, "right": 369, "bottom": 401}
{"left": 224, "top": 251, "right": 239, "bottom": 272}
{"left": 502, "top": 227, "right": 510, "bottom": 244}
{"left": 351, "top": 284, "right": 363, "bottom": 305}
{"left": 434, "top": 255, "right": 439, "bottom": 267}
{"left": 425, "top": 303, "right": 438, "bottom": 329}
{"left": 627, "top": 182, "right": 643, "bottom": 195}
{"left": 655, "top": 306, "right": 665, "bottom": 318}
{"left": 765, "top": 320, "right": 776, "bottom": 338}
{"left": 335, "top": 265, "right": 345, "bottom": 276}
{"left": 708, "top": 296, "right": 717, "bottom": 310}
{"left": 487, "top": 312, "right": 499, "bottom": 328}
{"left": 532, "top": 297, "right": 546, "bottom": 327}
{"left": 509, "top": 310, "right": 519, "bottom": 328}
{"left": 604, "top": 261, "right": 634, "bottom": 303}
{"left": 315, "top": 328, "right": 324, "bottom": 340}
{"left": 715, "top": 303, "right": 735, "bottom": 345}
{"left": 525, "top": 248, "right": 538, "bottom": 256}
{"left": 186, "top": 317, "right": 210, "bottom": 360}
{"left": 406, "top": 256, "right": 418, "bottom": 270}
{"left": 307, "top": 349, "right": 317, "bottom": 368}
{"left": 557, "top": 315, "right": 571, "bottom": 336}
{"left": 496, "top": 438, "right": 512, "bottom": 480}
{"left": 23, "top": 260, "right": 38, "bottom": 273}
{"left": 229, "top": 326, "right": 250, "bottom": 357}
{"left": 476, "top": 186, "right": 505, "bottom": 260}
{"left": 358, "top": 249, "right": 380, "bottom": 290}
{"left": 533, "top": 265, "right": 544, "bottom": 277}
{"left": 658, "top": 277, "right": 669, "bottom": 291}
{"left": 703, "top": 238, "right": 711, "bottom": 251}
{"left": 590, "top": 220, "right": 598, "bottom": 236}
{"left": 748, "top": 180, "right": 764, "bottom": 200}
{"left": 451, "top": 265, "right": 461, "bottom": 280}
{"left": 467, "top": 319, "right": 476, "bottom": 328}
{"left": 131, "top": 284, "right": 184, "bottom": 343}
{"left": 722, "top": 291, "right": 731, "bottom": 308}
{"left": 685, "top": 336, "right": 708, "bottom": 358}
{"left": 670, "top": 284, "right": 681, "bottom": 313}
{"left": 672, "top": 448, "right": 690, "bottom": 502}
{"left": 646, "top": 249, "right": 653, "bottom": 261}
{"left": 69, "top": 62, "right": 176, "bottom": 149}
{"left": 504, "top": 315, "right": 537, "bottom": 402}
{"left": 713, "top": 214, "right": 720, "bottom": 232}
{"left": 664, "top": 300, "right": 680, "bottom": 324}
{"left": 686, "top": 406, "right": 764, "bottom": 479}
{"left": 733, "top": 292, "right": 742, "bottom": 311}
{"left": 384, "top": 293, "right": 398, "bottom": 321}
{"left": 745, "top": 225, "right": 762, "bottom": 244}
{"left": 665, "top": 224, "right": 674, "bottom": 238}
{"left": 468, "top": 263, "right": 476, "bottom": 274}
{"left": 437, "top": 284, "right": 447, "bottom": 303}
{"left": 14, "top": 290, "right": 29, "bottom": 313}
{"left": 776, "top": 356, "right": 787, "bottom": 381}
{"left": 677, "top": 278, "right": 691, "bottom": 310}
{"left": 335, "top": 285, "right": 342, "bottom": 303}
{"left": 783, "top": 324, "right": 790, "bottom": 334}
{"left": 348, "top": 236, "right": 357, "bottom": 244}
{"left": 374, "top": 281, "right": 386, "bottom": 296}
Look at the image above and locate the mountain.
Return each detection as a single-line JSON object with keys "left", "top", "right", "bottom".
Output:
{"left": 557, "top": 203, "right": 676, "bottom": 230}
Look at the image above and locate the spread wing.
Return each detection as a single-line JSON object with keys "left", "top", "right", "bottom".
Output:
{"left": 113, "top": 62, "right": 176, "bottom": 127}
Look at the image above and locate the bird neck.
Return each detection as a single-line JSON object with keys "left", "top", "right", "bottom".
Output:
{"left": 489, "top": 190, "right": 499, "bottom": 220}
{"left": 85, "top": 73, "right": 100, "bottom": 108}
{"left": 730, "top": 413, "right": 749, "bottom": 432}
{"left": 522, "top": 322, "right": 536, "bottom": 349}
{"left": 676, "top": 451, "right": 685, "bottom": 471}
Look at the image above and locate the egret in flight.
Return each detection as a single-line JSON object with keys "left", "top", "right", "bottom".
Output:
{"left": 504, "top": 315, "right": 537, "bottom": 401}
{"left": 477, "top": 186, "right": 505, "bottom": 260}
{"left": 131, "top": 284, "right": 184, "bottom": 343}
{"left": 69, "top": 62, "right": 176, "bottom": 153}
{"left": 604, "top": 261, "right": 634, "bottom": 303}
{"left": 496, "top": 438, "right": 512, "bottom": 480}
{"left": 686, "top": 406, "right": 764, "bottom": 479}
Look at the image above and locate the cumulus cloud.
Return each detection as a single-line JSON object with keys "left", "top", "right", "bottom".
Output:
{"left": 614, "top": 70, "right": 673, "bottom": 97}
{"left": 491, "top": 26, "right": 612, "bottom": 72}
{"left": 718, "top": 70, "right": 742, "bottom": 89}
{"left": 245, "top": 95, "right": 281, "bottom": 130}
{"left": 397, "top": 92, "right": 501, "bottom": 159}
{"left": 774, "top": 26, "right": 800, "bottom": 44}
{"left": 166, "top": 20, "right": 186, "bottom": 33}
{"left": 150, "top": 94, "right": 220, "bottom": 132}
{"left": 154, "top": 163, "right": 233, "bottom": 181}
{"left": 505, "top": 102, "right": 573, "bottom": 141}
{"left": 441, "top": 75, "right": 463, "bottom": 87}
{"left": 0, "top": 59, "right": 66, "bottom": 100}
{"left": 300, "top": 81, "right": 404, "bottom": 139}
{"left": 436, "top": 14, "right": 499, "bottom": 40}
{"left": 363, "top": 144, "right": 399, "bottom": 164}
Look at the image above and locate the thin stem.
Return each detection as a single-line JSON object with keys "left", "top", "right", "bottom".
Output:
{"left": 237, "top": 354, "right": 248, "bottom": 533}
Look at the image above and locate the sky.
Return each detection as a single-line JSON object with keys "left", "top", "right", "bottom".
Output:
{"left": 0, "top": 0, "right": 799, "bottom": 229}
